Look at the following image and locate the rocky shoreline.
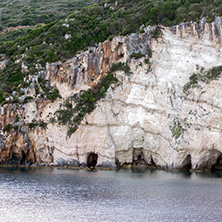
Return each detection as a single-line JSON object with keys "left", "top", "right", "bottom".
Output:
{"left": 0, "top": 163, "right": 219, "bottom": 173}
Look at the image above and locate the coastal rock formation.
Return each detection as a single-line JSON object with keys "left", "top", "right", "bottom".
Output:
{"left": 1, "top": 18, "right": 222, "bottom": 171}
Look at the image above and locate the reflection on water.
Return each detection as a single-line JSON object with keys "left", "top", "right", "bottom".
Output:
{"left": 0, "top": 167, "right": 222, "bottom": 222}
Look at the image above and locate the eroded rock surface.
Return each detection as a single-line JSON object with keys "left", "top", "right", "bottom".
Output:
{"left": 1, "top": 19, "right": 222, "bottom": 170}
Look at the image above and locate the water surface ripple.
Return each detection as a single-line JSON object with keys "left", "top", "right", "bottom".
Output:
{"left": 0, "top": 168, "right": 222, "bottom": 222}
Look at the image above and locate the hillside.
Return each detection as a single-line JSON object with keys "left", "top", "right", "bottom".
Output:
{"left": 1, "top": 0, "right": 222, "bottom": 105}
{"left": 0, "top": 0, "right": 100, "bottom": 29}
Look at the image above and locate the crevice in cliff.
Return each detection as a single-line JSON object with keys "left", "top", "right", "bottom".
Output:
{"left": 115, "top": 42, "right": 124, "bottom": 60}
{"left": 19, "top": 150, "right": 26, "bottom": 165}
{"left": 149, "top": 156, "right": 157, "bottom": 168}
{"left": 131, "top": 148, "right": 158, "bottom": 168}
{"left": 115, "top": 157, "right": 120, "bottom": 169}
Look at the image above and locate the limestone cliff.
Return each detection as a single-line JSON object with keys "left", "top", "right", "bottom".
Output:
{"left": 1, "top": 18, "right": 222, "bottom": 171}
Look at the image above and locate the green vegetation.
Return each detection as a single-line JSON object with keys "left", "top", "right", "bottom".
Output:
{"left": 151, "top": 29, "right": 160, "bottom": 39}
{"left": 56, "top": 72, "right": 118, "bottom": 136}
{"left": 0, "top": 62, "right": 61, "bottom": 105}
{"left": 4, "top": 120, "right": 20, "bottom": 132}
{"left": 28, "top": 120, "right": 47, "bottom": 130}
{"left": 110, "top": 62, "right": 132, "bottom": 76}
{"left": 0, "top": 89, "right": 4, "bottom": 104}
{"left": 131, "top": 48, "right": 153, "bottom": 60}
{"left": 184, "top": 65, "right": 222, "bottom": 92}
{"left": 147, "top": 48, "right": 152, "bottom": 58}
{"left": 14, "top": 125, "right": 19, "bottom": 131}
{"left": 23, "top": 96, "right": 33, "bottom": 104}
{"left": 0, "top": 0, "right": 98, "bottom": 28}
{"left": 14, "top": 115, "right": 19, "bottom": 123}
{"left": 38, "top": 77, "right": 61, "bottom": 102}
{"left": 0, "top": 59, "right": 27, "bottom": 105}
{"left": 0, "top": 27, "right": 33, "bottom": 45}
{"left": 1, "top": 0, "right": 221, "bottom": 31}
{"left": 144, "top": 58, "right": 150, "bottom": 64}
{"left": 4, "top": 123, "right": 11, "bottom": 132}
{"left": 170, "top": 119, "right": 185, "bottom": 140}
{"left": 39, "top": 121, "right": 47, "bottom": 129}
{"left": 3, "top": 0, "right": 222, "bottom": 68}
{"left": 131, "top": 51, "right": 144, "bottom": 60}
{"left": 28, "top": 122, "right": 38, "bottom": 130}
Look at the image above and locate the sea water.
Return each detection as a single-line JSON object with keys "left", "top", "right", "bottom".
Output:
{"left": 0, "top": 167, "right": 222, "bottom": 222}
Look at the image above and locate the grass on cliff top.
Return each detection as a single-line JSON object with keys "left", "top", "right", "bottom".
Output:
{"left": 0, "top": 0, "right": 101, "bottom": 44}
{"left": 2, "top": 0, "right": 222, "bottom": 63}
{"left": 0, "top": 0, "right": 99, "bottom": 29}
{"left": 1, "top": 0, "right": 222, "bottom": 102}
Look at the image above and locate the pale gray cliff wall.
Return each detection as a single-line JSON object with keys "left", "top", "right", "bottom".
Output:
{"left": 1, "top": 19, "right": 222, "bottom": 170}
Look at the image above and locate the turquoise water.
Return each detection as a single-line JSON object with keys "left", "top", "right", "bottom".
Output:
{"left": 0, "top": 168, "right": 222, "bottom": 222}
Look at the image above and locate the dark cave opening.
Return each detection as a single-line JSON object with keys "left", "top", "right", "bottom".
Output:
{"left": 19, "top": 150, "right": 26, "bottom": 165}
{"left": 181, "top": 154, "right": 192, "bottom": 171}
{"left": 150, "top": 156, "right": 156, "bottom": 168}
{"left": 87, "top": 152, "right": 98, "bottom": 168}
{"left": 115, "top": 157, "right": 120, "bottom": 169}
{"left": 132, "top": 148, "right": 148, "bottom": 168}
{"left": 116, "top": 42, "right": 124, "bottom": 59}
{"left": 211, "top": 154, "right": 222, "bottom": 171}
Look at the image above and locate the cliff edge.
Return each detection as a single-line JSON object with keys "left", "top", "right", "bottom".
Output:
{"left": 1, "top": 18, "right": 222, "bottom": 171}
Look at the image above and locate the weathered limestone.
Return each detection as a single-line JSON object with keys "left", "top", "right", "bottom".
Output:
{"left": 1, "top": 19, "right": 222, "bottom": 170}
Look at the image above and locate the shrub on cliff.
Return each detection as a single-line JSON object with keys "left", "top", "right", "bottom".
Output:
{"left": 1, "top": 0, "right": 222, "bottom": 101}
{"left": 4, "top": 124, "right": 11, "bottom": 132}
{"left": 3, "top": 0, "right": 221, "bottom": 66}
{"left": 184, "top": 65, "right": 222, "bottom": 92}
{"left": 56, "top": 73, "right": 118, "bottom": 136}
{"left": 0, "top": 90, "right": 4, "bottom": 104}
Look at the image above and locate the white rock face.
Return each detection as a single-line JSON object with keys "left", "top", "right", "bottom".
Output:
{"left": 0, "top": 59, "right": 8, "bottom": 70}
{"left": 2, "top": 20, "right": 222, "bottom": 170}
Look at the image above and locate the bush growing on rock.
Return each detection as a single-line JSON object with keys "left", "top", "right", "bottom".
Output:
{"left": 4, "top": 124, "right": 11, "bottom": 132}
{"left": 56, "top": 73, "right": 118, "bottom": 136}
{"left": 1, "top": 0, "right": 222, "bottom": 107}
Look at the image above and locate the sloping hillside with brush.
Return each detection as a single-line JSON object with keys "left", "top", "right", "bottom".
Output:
{"left": 1, "top": 0, "right": 222, "bottom": 104}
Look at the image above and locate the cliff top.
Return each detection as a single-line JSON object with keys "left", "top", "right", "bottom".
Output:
{"left": 1, "top": 0, "right": 222, "bottom": 105}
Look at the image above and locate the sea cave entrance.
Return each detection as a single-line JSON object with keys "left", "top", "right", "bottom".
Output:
{"left": 181, "top": 154, "right": 192, "bottom": 171}
{"left": 87, "top": 152, "right": 98, "bottom": 168}
{"left": 211, "top": 154, "right": 222, "bottom": 171}
{"left": 132, "top": 148, "right": 148, "bottom": 168}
